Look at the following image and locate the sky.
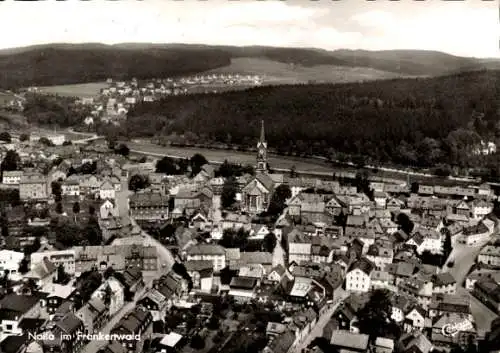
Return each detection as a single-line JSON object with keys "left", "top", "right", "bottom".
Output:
{"left": 0, "top": 0, "right": 498, "bottom": 58}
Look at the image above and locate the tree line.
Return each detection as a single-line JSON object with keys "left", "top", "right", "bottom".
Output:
{"left": 126, "top": 70, "right": 500, "bottom": 174}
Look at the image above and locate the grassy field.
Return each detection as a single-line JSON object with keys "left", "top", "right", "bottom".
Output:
{"left": 206, "top": 57, "right": 409, "bottom": 84}
{"left": 37, "top": 82, "right": 108, "bottom": 98}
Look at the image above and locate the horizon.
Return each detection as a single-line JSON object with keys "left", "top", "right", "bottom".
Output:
{"left": 0, "top": 42, "right": 497, "bottom": 61}
{"left": 0, "top": 0, "right": 498, "bottom": 59}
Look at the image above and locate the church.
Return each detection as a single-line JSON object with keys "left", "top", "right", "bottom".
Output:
{"left": 241, "top": 120, "right": 283, "bottom": 214}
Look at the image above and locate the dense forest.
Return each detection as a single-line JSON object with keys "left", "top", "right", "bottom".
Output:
{"left": 126, "top": 70, "right": 500, "bottom": 174}
{"left": 0, "top": 44, "right": 230, "bottom": 88}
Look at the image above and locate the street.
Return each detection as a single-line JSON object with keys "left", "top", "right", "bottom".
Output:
{"left": 444, "top": 239, "right": 498, "bottom": 337}
{"left": 290, "top": 290, "right": 348, "bottom": 353}
{"left": 80, "top": 281, "right": 151, "bottom": 353}
{"left": 80, "top": 178, "right": 175, "bottom": 352}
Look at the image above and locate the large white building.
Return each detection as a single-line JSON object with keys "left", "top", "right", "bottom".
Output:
{"left": 345, "top": 258, "right": 375, "bottom": 293}
{"left": 185, "top": 244, "right": 226, "bottom": 272}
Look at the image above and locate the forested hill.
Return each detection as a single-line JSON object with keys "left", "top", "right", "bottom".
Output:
{"left": 0, "top": 45, "right": 231, "bottom": 89}
{"left": 126, "top": 69, "right": 500, "bottom": 173}
{"left": 0, "top": 43, "right": 499, "bottom": 88}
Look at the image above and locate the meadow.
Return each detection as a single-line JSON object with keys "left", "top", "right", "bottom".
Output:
{"left": 206, "top": 57, "right": 410, "bottom": 84}
{"left": 37, "top": 82, "right": 108, "bottom": 98}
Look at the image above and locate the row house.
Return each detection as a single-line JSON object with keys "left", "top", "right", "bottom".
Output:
{"left": 74, "top": 244, "right": 158, "bottom": 274}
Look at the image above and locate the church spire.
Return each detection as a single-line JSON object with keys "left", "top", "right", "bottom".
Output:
{"left": 260, "top": 120, "right": 266, "bottom": 143}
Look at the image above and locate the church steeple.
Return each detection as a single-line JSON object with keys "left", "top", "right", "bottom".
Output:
{"left": 259, "top": 119, "right": 265, "bottom": 144}
{"left": 256, "top": 120, "right": 267, "bottom": 173}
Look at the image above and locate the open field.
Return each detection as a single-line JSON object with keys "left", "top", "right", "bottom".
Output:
{"left": 205, "top": 57, "right": 411, "bottom": 84}
{"left": 37, "top": 82, "right": 107, "bottom": 97}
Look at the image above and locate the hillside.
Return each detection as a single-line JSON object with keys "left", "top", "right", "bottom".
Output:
{"left": 0, "top": 43, "right": 498, "bottom": 88}
{"left": 0, "top": 45, "right": 231, "bottom": 89}
{"left": 126, "top": 70, "right": 500, "bottom": 173}
{"left": 205, "top": 58, "right": 407, "bottom": 84}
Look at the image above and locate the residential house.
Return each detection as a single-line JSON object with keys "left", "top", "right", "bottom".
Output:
{"left": 137, "top": 288, "right": 169, "bottom": 321}
{"left": 428, "top": 293, "right": 471, "bottom": 320}
{"left": 330, "top": 330, "right": 369, "bottom": 352}
{"left": 403, "top": 306, "right": 427, "bottom": 332}
{"left": 0, "top": 250, "right": 24, "bottom": 281}
{"left": 185, "top": 260, "right": 214, "bottom": 293}
{"left": 61, "top": 176, "right": 81, "bottom": 197}
{"left": 75, "top": 297, "right": 108, "bottom": 334}
{"left": 186, "top": 244, "right": 226, "bottom": 272}
{"left": 110, "top": 307, "right": 152, "bottom": 353}
{"left": 262, "top": 329, "right": 296, "bottom": 353}
{"left": 478, "top": 245, "right": 500, "bottom": 267}
{"left": 366, "top": 244, "right": 393, "bottom": 270}
{"left": 41, "top": 313, "right": 85, "bottom": 353}
{"left": 431, "top": 312, "right": 476, "bottom": 347}
{"left": 345, "top": 258, "right": 375, "bottom": 293}
{"left": 91, "top": 277, "right": 125, "bottom": 316}
{"left": 471, "top": 199, "right": 493, "bottom": 219}
{"left": 398, "top": 331, "right": 433, "bottom": 353}
{"left": 374, "top": 337, "right": 394, "bottom": 353}
{"left": 19, "top": 172, "right": 48, "bottom": 201}
{"left": 99, "top": 180, "right": 116, "bottom": 200}
{"left": 473, "top": 277, "right": 500, "bottom": 313}
{"left": 99, "top": 199, "right": 119, "bottom": 220}
{"left": 465, "top": 269, "right": 500, "bottom": 291}
{"left": 44, "top": 283, "right": 75, "bottom": 315}
{"left": 0, "top": 293, "right": 44, "bottom": 339}
{"left": 432, "top": 272, "right": 457, "bottom": 295}
{"left": 24, "top": 257, "right": 57, "bottom": 288}
{"left": 2, "top": 170, "right": 23, "bottom": 185}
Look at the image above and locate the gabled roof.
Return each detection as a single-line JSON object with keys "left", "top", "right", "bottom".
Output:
{"left": 348, "top": 258, "right": 375, "bottom": 275}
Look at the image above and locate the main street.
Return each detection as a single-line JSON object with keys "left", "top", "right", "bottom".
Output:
{"left": 289, "top": 290, "right": 348, "bottom": 353}
{"left": 80, "top": 177, "right": 175, "bottom": 353}
{"left": 445, "top": 238, "right": 498, "bottom": 337}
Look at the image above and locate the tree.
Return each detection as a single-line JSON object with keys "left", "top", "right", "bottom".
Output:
{"left": 86, "top": 217, "right": 103, "bottom": 245}
{"left": 102, "top": 284, "right": 112, "bottom": 306}
{"left": 72, "top": 202, "right": 80, "bottom": 222}
{"left": 1, "top": 150, "right": 20, "bottom": 172}
{"left": 51, "top": 181, "right": 62, "bottom": 202}
{"left": 55, "top": 264, "right": 69, "bottom": 284}
{"left": 55, "top": 202, "right": 63, "bottom": 214}
{"left": 115, "top": 143, "right": 130, "bottom": 156}
{"left": 156, "top": 156, "right": 179, "bottom": 175}
{"left": 18, "top": 258, "right": 29, "bottom": 274}
{"left": 0, "top": 132, "right": 11, "bottom": 143}
{"left": 290, "top": 165, "right": 297, "bottom": 178}
{"left": 207, "top": 315, "right": 220, "bottom": 330}
{"left": 357, "top": 289, "right": 396, "bottom": 341}
{"left": 443, "top": 229, "right": 452, "bottom": 256}
{"left": 190, "top": 334, "right": 205, "bottom": 350}
{"left": 190, "top": 153, "right": 208, "bottom": 176}
{"left": 38, "top": 137, "right": 55, "bottom": 147}
{"left": 396, "top": 213, "right": 414, "bottom": 234}
{"left": 19, "top": 133, "right": 29, "bottom": 142}
{"left": 89, "top": 205, "right": 96, "bottom": 216}
{"left": 267, "top": 184, "right": 292, "bottom": 216}
{"left": 263, "top": 232, "right": 277, "bottom": 253}
{"left": 221, "top": 176, "right": 237, "bottom": 209}
{"left": 128, "top": 174, "right": 150, "bottom": 192}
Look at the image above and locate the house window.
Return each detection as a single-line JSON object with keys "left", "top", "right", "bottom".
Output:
{"left": 5, "top": 324, "right": 12, "bottom": 330}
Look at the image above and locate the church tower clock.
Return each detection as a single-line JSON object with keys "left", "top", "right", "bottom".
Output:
{"left": 256, "top": 120, "right": 267, "bottom": 173}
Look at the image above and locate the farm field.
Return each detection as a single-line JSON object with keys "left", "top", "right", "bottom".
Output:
{"left": 37, "top": 82, "right": 108, "bottom": 98}
{"left": 205, "top": 57, "right": 411, "bottom": 84}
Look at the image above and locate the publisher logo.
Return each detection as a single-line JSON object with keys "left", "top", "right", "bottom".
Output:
{"left": 442, "top": 320, "right": 473, "bottom": 337}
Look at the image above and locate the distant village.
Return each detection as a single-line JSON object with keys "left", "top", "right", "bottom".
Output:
{"left": 22, "top": 73, "right": 264, "bottom": 128}
{"left": 0, "top": 121, "right": 499, "bottom": 353}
